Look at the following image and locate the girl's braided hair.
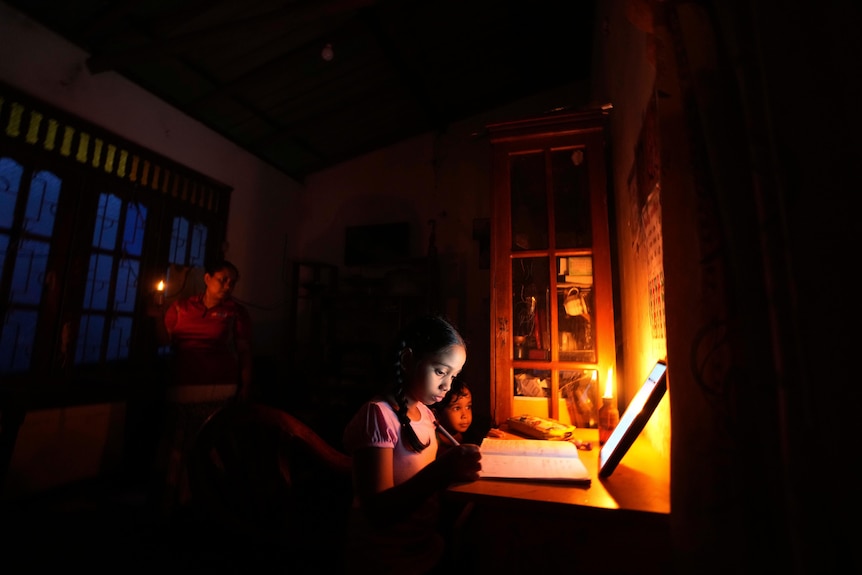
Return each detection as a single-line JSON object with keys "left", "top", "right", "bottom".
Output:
{"left": 390, "top": 315, "right": 466, "bottom": 452}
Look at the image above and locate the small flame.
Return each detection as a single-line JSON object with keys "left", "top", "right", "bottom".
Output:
{"left": 603, "top": 367, "right": 614, "bottom": 399}
{"left": 156, "top": 280, "right": 165, "bottom": 292}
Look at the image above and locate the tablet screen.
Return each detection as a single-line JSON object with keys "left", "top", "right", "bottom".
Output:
{"left": 598, "top": 360, "right": 668, "bottom": 477}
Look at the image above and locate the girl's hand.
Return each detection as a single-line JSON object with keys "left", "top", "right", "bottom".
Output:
{"left": 440, "top": 443, "right": 482, "bottom": 483}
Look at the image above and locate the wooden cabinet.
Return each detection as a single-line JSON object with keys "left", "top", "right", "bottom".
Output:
{"left": 489, "top": 109, "right": 616, "bottom": 427}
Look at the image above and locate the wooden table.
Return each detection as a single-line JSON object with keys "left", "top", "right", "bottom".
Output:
{"left": 445, "top": 428, "right": 671, "bottom": 574}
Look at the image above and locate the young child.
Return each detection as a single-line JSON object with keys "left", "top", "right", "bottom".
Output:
{"left": 341, "top": 315, "right": 483, "bottom": 575}
{"left": 432, "top": 380, "right": 504, "bottom": 454}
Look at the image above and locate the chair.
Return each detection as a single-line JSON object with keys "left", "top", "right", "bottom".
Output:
{"left": 185, "top": 401, "right": 353, "bottom": 568}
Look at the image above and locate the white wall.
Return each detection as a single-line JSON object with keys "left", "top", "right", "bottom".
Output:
{"left": 301, "top": 83, "right": 596, "bottom": 288}
{"left": 0, "top": 1, "right": 303, "bottom": 356}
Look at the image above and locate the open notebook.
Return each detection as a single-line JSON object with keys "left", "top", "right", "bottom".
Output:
{"left": 479, "top": 437, "right": 590, "bottom": 484}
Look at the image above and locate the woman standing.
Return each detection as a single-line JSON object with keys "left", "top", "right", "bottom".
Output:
{"left": 151, "top": 259, "right": 253, "bottom": 519}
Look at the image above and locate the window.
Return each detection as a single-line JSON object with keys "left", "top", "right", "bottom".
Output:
{"left": 0, "top": 159, "right": 59, "bottom": 371}
{"left": 0, "top": 83, "right": 230, "bottom": 390}
{"left": 75, "top": 193, "right": 146, "bottom": 365}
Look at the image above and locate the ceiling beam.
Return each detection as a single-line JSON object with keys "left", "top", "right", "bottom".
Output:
{"left": 85, "top": 0, "right": 379, "bottom": 74}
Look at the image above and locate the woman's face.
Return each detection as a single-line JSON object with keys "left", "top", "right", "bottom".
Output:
{"left": 204, "top": 267, "right": 238, "bottom": 303}
{"left": 406, "top": 344, "right": 467, "bottom": 406}
{"left": 441, "top": 389, "right": 473, "bottom": 434}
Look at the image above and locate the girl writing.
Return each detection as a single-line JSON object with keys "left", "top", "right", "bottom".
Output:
{"left": 342, "top": 315, "right": 482, "bottom": 574}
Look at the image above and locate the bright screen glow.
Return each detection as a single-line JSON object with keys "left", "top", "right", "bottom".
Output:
{"left": 599, "top": 361, "right": 667, "bottom": 471}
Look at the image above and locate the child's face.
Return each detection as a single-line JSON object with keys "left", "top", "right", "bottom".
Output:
{"left": 408, "top": 344, "right": 467, "bottom": 406}
{"left": 441, "top": 389, "right": 473, "bottom": 434}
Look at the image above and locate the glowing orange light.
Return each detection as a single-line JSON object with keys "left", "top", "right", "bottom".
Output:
{"left": 603, "top": 367, "right": 614, "bottom": 399}
{"left": 154, "top": 280, "right": 166, "bottom": 306}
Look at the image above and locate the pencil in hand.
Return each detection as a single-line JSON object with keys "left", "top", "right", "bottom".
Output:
{"left": 434, "top": 420, "right": 460, "bottom": 446}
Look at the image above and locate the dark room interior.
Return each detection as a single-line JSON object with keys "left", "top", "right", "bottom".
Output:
{"left": 1, "top": 1, "right": 860, "bottom": 573}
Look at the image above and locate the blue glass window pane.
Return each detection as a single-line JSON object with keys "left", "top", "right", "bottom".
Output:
{"left": 169, "top": 216, "right": 189, "bottom": 264}
{"left": 114, "top": 258, "right": 139, "bottom": 313}
{"left": 9, "top": 238, "right": 50, "bottom": 304}
{"left": 0, "top": 157, "right": 23, "bottom": 229}
{"left": 189, "top": 223, "right": 208, "bottom": 267}
{"left": 92, "top": 193, "right": 121, "bottom": 249}
{"left": 82, "top": 254, "right": 114, "bottom": 310}
{"left": 0, "top": 309, "right": 37, "bottom": 372}
{"left": 122, "top": 202, "right": 147, "bottom": 257}
{"left": 24, "top": 170, "right": 61, "bottom": 238}
{"left": 75, "top": 314, "right": 105, "bottom": 364}
{"left": 106, "top": 316, "right": 132, "bottom": 360}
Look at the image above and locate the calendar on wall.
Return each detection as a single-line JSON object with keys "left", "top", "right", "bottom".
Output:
{"left": 643, "top": 185, "right": 665, "bottom": 340}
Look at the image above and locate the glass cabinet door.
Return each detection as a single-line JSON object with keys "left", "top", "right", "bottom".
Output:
{"left": 512, "top": 257, "right": 550, "bottom": 361}
{"left": 557, "top": 255, "right": 595, "bottom": 363}
{"left": 490, "top": 110, "right": 615, "bottom": 428}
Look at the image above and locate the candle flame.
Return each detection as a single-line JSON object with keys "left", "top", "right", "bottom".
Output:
{"left": 156, "top": 280, "right": 165, "bottom": 292}
{"left": 603, "top": 367, "right": 614, "bottom": 399}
